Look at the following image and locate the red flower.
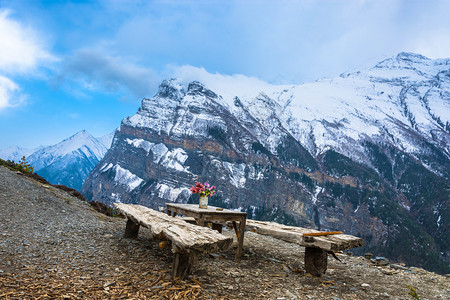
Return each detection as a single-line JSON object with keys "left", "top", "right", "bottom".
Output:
{"left": 190, "top": 181, "right": 216, "bottom": 197}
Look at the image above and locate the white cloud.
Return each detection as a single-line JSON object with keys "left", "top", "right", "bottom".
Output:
{"left": 171, "top": 65, "right": 267, "bottom": 86}
{"left": 165, "top": 64, "right": 292, "bottom": 108}
{"left": 0, "top": 10, "right": 54, "bottom": 73}
{"left": 409, "top": 31, "right": 450, "bottom": 59}
{"left": 0, "top": 10, "right": 54, "bottom": 110}
{"left": 170, "top": 64, "right": 275, "bottom": 96}
{"left": 0, "top": 75, "right": 26, "bottom": 109}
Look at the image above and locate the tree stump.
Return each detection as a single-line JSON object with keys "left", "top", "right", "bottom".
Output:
{"left": 304, "top": 247, "right": 327, "bottom": 276}
{"left": 124, "top": 219, "right": 140, "bottom": 238}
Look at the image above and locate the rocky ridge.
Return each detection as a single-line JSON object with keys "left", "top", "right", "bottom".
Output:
{"left": 1, "top": 166, "right": 450, "bottom": 299}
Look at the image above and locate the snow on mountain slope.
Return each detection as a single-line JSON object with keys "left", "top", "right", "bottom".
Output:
{"left": 25, "top": 130, "right": 113, "bottom": 190}
{"left": 126, "top": 53, "right": 449, "bottom": 171}
{"left": 0, "top": 146, "right": 37, "bottom": 162}
{"left": 28, "top": 130, "right": 107, "bottom": 170}
{"left": 98, "top": 131, "right": 114, "bottom": 149}
{"left": 0, "top": 130, "right": 115, "bottom": 191}
{"left": 171, "top": 53, "right": 449, "bottom": 175}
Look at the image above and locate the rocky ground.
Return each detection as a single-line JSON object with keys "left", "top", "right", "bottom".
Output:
{"left": 0, "top": 165, "right": 448, "bottom": 299}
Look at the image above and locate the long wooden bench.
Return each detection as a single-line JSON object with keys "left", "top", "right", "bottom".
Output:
{"left": 113, "top": 203, "right": 233, "bottom": 278}
{"left": 245, "top": 220, "right": 364, "bottom": 276}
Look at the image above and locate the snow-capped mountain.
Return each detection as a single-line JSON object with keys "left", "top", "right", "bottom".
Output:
{"left": 97, "top": 132, "right": 114, "bottom": 149}
{"left": 0, "top": 146, "right": 37, "bottom": 162}
{"left": 82, "top": 52, "right": 449, "bottom": 274}
{"left": 0, "top": 130, "right": 114, "bottom": 191}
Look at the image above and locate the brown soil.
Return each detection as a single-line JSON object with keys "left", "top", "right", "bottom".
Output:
{"left": 0, "top": 166, "right": 448, "bottom": 299}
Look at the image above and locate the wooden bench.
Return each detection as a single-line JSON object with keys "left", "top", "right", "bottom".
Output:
{"left": 113, "top": 203, "right": 233, "bottom": 278}
{"left": 245, "top": 220, "right": 364, "bottom": 276}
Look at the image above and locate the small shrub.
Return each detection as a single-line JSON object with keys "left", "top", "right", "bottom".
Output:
{"left": 89, "top": 201, "right": 124, "bottom": 218}
{"left": 0, "top": 156, "right": 34, "bottom": 174}
{"left": 53, "top": 184, "right": 87, "bottom": 201}
{"left": 406, "top": 285, "right": 420, "bottom": 300}
{"left": 17, "top": 156, "right": 34, "bottom": 173}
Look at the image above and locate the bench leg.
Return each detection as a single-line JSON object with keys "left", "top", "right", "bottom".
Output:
{"left": 173, "top": 253, "right": 196, "bottom": 278}
{"left": 124, "top": 219, "right": 140, "bottom": 238}
{"left": 304, "top": 247, "right": 327, "bottom": 276}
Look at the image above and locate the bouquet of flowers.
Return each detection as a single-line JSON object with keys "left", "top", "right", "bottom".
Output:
{"left": 190, "top": 182, "right": 216, "bottom": 197}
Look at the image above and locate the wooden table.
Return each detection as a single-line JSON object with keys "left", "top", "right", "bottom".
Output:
{"left": 166, "top": 203, "right": 247, "bottom": 262}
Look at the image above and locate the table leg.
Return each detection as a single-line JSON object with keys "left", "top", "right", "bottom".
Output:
{"left": 211, "top": 223, "right": 223, "bottom": 233}
{"left": 197, "top": 215, "right": 205, "bottom": 226}
{"left": 232, "top": 221, "right": 239, "bottom": 238}
{"left": 235, "top": 217, "right": 246, "bottom": 262}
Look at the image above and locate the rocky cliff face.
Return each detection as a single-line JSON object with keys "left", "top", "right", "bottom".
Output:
{"left": 82, "top": 52, "right": 449, "bottom": 274}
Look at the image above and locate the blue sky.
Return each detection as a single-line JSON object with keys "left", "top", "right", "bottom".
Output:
{"left": 1, "top": 0, "right": 450, "bottom": 149}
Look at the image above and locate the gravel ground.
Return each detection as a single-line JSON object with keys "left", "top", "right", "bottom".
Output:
{"left": 0, "top": 165, "right": 449, "bottom": 299}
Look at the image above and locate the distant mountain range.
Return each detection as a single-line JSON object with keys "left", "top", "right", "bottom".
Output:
{"left": 0, "top": 130, "right": 113, "bottom": 191}
{"left": 82, "top": 52, "right": 449, "bottom": 274}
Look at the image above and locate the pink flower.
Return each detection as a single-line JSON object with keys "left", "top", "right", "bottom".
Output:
{"left": 190, "top": 181, "right": 216, "bottom": 197}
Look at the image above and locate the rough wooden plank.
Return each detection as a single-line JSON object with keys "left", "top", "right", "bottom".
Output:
{"left": 114, "top": 203, "right": 233, "bottom": 255}
{"left": 303, "top": 231, "right": 342, "bottom": 236}
{"left": 245, "top": 220, "right": 363, "bottom": 251}
{"left": 176, "top": 216, "right": 197, "bottom": 225}
{"left": 167, "top": 203, "right": 247, "bottom": 216}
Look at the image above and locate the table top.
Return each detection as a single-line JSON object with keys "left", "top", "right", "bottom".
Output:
{"left": 166, "top": 203, "right": 247, "bottom": 216}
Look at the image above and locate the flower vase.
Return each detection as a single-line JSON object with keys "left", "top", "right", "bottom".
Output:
{"left": 199, "top": 195, "right": 208, "bottom": 209}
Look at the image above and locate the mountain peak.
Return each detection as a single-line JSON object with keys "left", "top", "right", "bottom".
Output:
{"left": 156, "top": 79, "right": 184, "bottom": 100}
{"left": 371, "top": 51, "right": 446, "bottom": 73}
{"left": 58, "top": 130, "right": 98, "bottom": 148}
{"left": 70, "top": 129, "right": 92, "bottom": 139}
{"left": 396, "top": 52, "right": 430, "bottom": 61}
{"left": 28, "top": 129, "right": 108, "bottom": 171}
{"left": 187, "top": 81, "right": 218, "bottom": 99}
